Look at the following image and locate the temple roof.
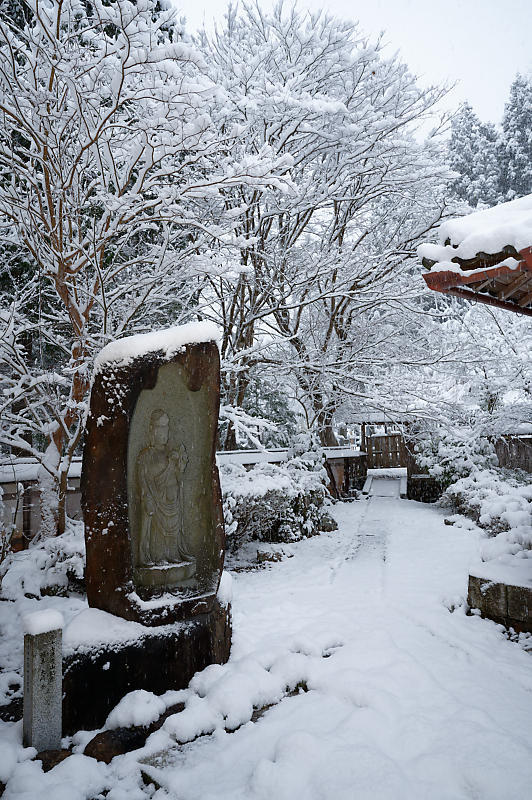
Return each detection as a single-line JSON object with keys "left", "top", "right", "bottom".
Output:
{"left": 419, "top": 195, "right": 532, "bottom": 316}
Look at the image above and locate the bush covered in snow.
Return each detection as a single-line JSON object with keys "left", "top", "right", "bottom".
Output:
{"left": 414, "top": 428, "right": 498, "bottom": 491}
{"left": 442, "top": 468, "right": 532, "bottom": 569}
{"left": 220, "top": 441, "right": 330, "bottom": 552}
{"left": 415, "top": 427, "right": 532, "bottom": 571}
{"left": 0, "top": 438, "right": 332, "bottom": 597}
{"left": 0, "top": 521, "right": 85, "bottom": 600}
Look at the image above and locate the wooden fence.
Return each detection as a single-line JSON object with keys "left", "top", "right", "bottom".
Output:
{"left": 1, "top": 447, "right": 368, "bottom": 547}
{"left": 365, "top": 434, "right": 407, "bottom": 469}
{"left": 494, "top": 436, "right": 532, "bottom": 472}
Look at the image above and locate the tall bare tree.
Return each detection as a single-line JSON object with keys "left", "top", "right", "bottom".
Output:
{"left": 199, "top": 2, "right": 453, "bottom": 446}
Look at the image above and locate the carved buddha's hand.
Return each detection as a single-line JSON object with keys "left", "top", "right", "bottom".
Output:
{"left": 169, "top": 451, "right": 181, "bottom": 466}
{"left": 144, "top": 495, "right": 156, "bottom": 514}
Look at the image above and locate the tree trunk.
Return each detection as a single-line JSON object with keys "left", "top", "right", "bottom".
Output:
{"left": 57, "top": 467, "right": 69, "bottom": 535}
{"left": 221, "top": 364, "right": 252, "bottom": 451}
{"left": 316, "top": 410, "right": 338, "bottom": 448}
{"left": 223, "top": 425, "right": 238, "bottom": 451}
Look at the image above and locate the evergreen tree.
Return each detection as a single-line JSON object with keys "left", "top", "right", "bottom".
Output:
{"left": 499, "top": 73, "right": 532, "bottom": 200}
{"left": 448, "top": 103, "right": 499, "bottom": 207}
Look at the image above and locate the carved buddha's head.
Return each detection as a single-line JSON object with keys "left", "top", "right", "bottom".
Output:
{"left": 150, "top": 409, "right": 170, "bottom": 447}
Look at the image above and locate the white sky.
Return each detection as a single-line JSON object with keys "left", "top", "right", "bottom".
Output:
{"left": 177, "top": 0, "right": 532, "bottom": 124}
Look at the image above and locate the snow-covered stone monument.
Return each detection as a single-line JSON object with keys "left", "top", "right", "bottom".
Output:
{"left": 63, "top": 323, "right": 231, "bottom": 733}
{"left": 82, "top": 322, "right": 225, "bottom": 622}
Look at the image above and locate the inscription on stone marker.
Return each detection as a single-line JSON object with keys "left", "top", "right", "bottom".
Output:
{"left": 23, "top": 625, "right": 62, "bottom": 752}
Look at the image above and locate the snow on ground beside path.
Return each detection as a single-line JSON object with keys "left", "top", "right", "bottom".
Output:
{"left": 2, "top": 497, "right": 532, "bottom": 799}
{"left": 138, "top": 498, "right": 532, "bottom": 800}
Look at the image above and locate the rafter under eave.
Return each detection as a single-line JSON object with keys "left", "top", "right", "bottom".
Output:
{"left": 422, "top": 246, "right": 532, "bottom": 316}
{"left": 442, "top": 286, "right": 532, "bottom": 317}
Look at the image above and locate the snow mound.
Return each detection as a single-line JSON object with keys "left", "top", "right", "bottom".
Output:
{"left": 443, "top": 468, "right": 532, "bottom": 586}
{"left": 0, "top": 520, "right": 85, "bottom": 601}
{"left": 106, "top": 689, "right": 167, "bottom": 730}
{"left": 162, "top": 650, "right": 316, "bottom": 742}
{"left": 94, "top": 321, "right": 220, "bottom": 374}
{"left": 0, "top": 739, "right": 18, "bottom": 784}
{"left": 62, "top": 608, "right": 173, "bottom": 653}
{"left": 23, "top": 609, "right": 64, "bottom": 636}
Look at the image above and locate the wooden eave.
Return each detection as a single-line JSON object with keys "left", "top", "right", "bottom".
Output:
{"left": 423, "top": 246, "right": 532, "bottom": 317}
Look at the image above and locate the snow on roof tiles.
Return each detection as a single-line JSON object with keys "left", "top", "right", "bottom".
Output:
{"left": 419, "top": 195, "right": 532, "bottom": 315}
{"left": 419, "top": 194, "right": 532, "bottom": 263}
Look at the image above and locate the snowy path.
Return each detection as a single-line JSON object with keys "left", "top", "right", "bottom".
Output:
{"left": 137, "top": 497, "right": 532, "bottom": 800}
{"left": 366, "top": 477, "right": 401, "bottom": 497}
{"left": 3, "top": 497, "right": 532, "bottom": 800}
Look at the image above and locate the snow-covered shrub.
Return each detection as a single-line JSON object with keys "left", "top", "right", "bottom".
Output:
{"left": 220, "top": 446, "right": 329, "bottom": 552}
{"left": 414, "top": 428, "right": 498, "bottom": 491}
{"left": 443, "top": 468, "right": 532, "bottom": 567}
{"left": 0, "top": 520, "right": 85, "bottom": 601}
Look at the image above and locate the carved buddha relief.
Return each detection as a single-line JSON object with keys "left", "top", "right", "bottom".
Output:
{"left": 83, "top": 333, "right": 224, "bottom": 624}
{"left": 128, "top": 362, "right": 215, "bottom": 594}
{"left": 136, "top": 409, "right": 195, "bottom": 576}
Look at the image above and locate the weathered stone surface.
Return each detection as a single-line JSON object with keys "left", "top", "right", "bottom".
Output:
{"left": 62, "top": 598, "right": 231, "bottom": 735}
{"left": 507, "top": 583, "right": 531, "bottom": 624}
{"left": 23, "top": 629, "right": 62, "bottom": 752}
{"left": 84, "top": 728, "right": 152, "bottom": 763}
{"left": 82, "top": 341, "right": 225, "bottom": 625}
{"left": 468, "top": 574, "right": 532, "bottom": 632}
{"left": 478, "top": 580, "right": 507, "bottom": 622}
{"left": 35, "top": 749, "right": 72, "bottom": 772}
{"left": 83, "top": 701, "right": 186, "bottom": 763}
{"left": 73, "top": 332, "right": 232, "bottom": 737}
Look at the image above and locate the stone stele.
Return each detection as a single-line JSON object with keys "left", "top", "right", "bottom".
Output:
{"left": 82, "top": 333, "right": 225, "bottom": 625}
{"left": 23, "top": 627, "right": 62, "bottom": 752}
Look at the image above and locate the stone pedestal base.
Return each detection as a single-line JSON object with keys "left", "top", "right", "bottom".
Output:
{"left": 134, "top": 561, "right": 196, "bottom": 589}
{"left": 62, "top": 599, "right": 231, "bottom": 735}
{"left": 468, "top": 574, "right": 532, "bottom": 633}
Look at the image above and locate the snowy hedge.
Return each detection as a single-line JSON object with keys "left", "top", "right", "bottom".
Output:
{"left": 442, "top": 468, "right": 532, "bottom": 575}
{"left": 0, "top": 522, "right": 85, "bottom": 601}
{"left": 414, "top": 427, "right": 532, "bottom": 572}
{"left": 0, "top": 446, "right": 332, "bottom": 598}
{"left": 220, "top": 452, "right": 330, "bottom": 552}
{"left": 414, "top": 428, "right": 498, "bottom": 490}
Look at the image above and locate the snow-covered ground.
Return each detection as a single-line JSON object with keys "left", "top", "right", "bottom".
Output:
{"left": 2, "top": 495, "right": 532, "bottom": 799}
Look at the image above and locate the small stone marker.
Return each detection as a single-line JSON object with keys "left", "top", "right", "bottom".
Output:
{"left": 23, "top": 610, "right": 64, "bottom": 752}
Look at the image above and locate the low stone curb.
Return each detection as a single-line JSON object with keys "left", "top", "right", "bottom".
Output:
{"left": 468, "top": 574, "right": 532, "bottom": 633}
